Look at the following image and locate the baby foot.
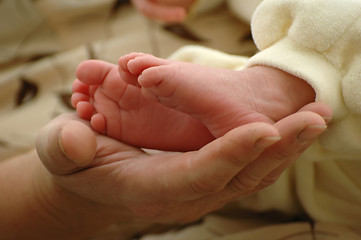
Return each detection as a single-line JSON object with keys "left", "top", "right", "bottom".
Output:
{"left": 119, "top": 53, "right": 315, "bottom": 138}
{"left": 72, "top": 60, "right": 214, "bottom": 151}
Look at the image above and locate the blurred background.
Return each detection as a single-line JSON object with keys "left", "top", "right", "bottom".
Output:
{"left": 0, "top": 0, "right": 256, "bottom": 159}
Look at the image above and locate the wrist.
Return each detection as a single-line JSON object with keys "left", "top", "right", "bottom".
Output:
{"left": 35, "top": 151, "right": 126, "bottom": 239}
{"left": 0, "top": 150, "right": 124, "bottom": 240}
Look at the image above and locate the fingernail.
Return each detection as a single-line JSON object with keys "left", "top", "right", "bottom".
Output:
{"left": 254, "top": 136, "right": 282, "bottom": 151}
{"left": 58, "top": 129, "right": 71, "bottom": 160}
{"left": 297, "top": 125, "right": 327, "bottom": 144}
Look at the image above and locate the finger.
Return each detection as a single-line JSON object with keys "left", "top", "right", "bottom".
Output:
{"left": 36, "top": 114, "right": 97, "bottom": 175}
{"left": 226, "top": 111, "right": 326, "bottom": 196}
{"left": 169, "top": 122, "right": 281, "bottom": 200}
{"left": 117, "top": 122, "right": 280, "bottom": 221}
{"left": 131, "top": 0, "right": 186, "bottom": 22}
{"left": 254, "top": 109, "right": 328, "bottom": 189}
{"left": 298, "top": 101, "right": 333, "bottom": 123}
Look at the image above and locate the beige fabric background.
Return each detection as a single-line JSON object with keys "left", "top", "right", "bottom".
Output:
{"left": 0, "top": 0, "right": 359, "bottom": 239}
{"left": 0, "top": 0, "right": 254, "bottom": 160}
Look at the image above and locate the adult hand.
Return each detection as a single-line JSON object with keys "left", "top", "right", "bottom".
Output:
{"left": 36, "top": 102, "right": 331, "bottom": 223}
{"left": 131, "top": 0, "right": 195, "bottom": 23}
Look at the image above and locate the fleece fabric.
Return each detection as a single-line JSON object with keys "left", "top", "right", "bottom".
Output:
{"left": 175, "top": 0, "right": 361, "bottom": 226}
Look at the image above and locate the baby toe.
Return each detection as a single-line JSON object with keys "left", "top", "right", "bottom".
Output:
{"left": 90, "top": 113, "right": 106, "bottom": 134}
{"left": 71, "top": 93, "right": 90, "bottom": 109}
{"left": 76, "top": 101, "right": 94, "bottom": 120}
{"left": 72, "top": 79, "right": 90, "bottom": 94}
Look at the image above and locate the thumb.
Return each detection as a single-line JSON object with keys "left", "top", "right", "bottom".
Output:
{"left": 36, "top": 114, "right": 96, "bottom": 175}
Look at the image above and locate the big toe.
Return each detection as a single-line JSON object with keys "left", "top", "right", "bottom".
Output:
{"left": 76, "top": 60, "right": 116, "bottom": 85}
